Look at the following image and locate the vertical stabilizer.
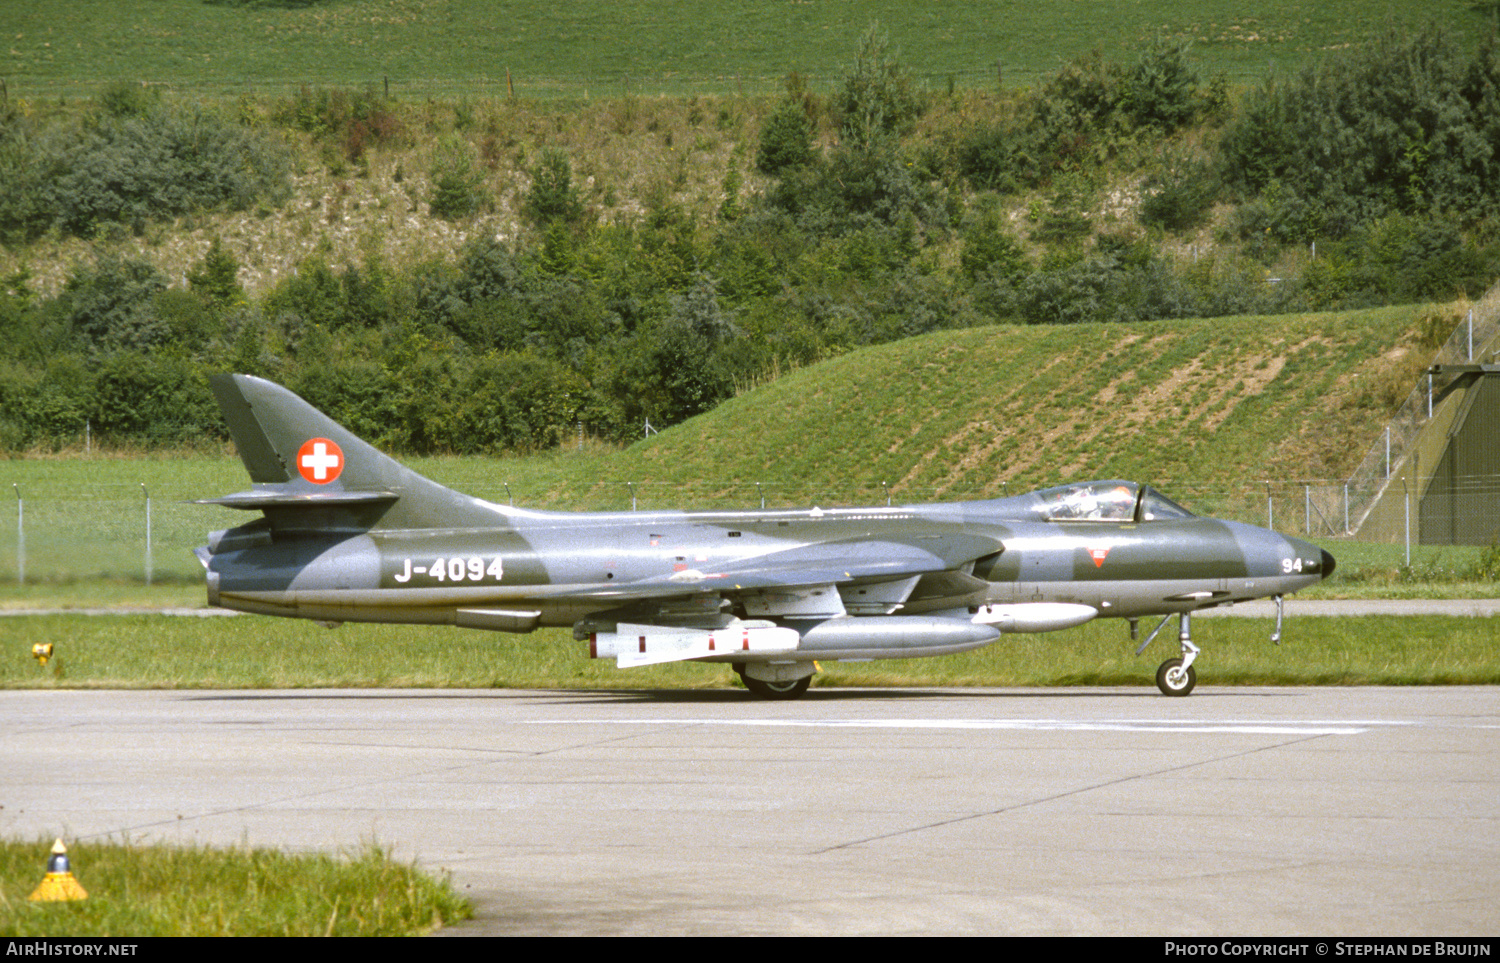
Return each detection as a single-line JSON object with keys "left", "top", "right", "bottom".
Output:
{"left": 207, "top": 374, "right": 511, "bottom": 531}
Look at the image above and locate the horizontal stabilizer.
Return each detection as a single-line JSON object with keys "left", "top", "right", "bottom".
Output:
{"left": 196, "top": 489, "right": 399, "bottom": 511}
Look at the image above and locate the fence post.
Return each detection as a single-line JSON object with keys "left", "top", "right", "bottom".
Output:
{"left": 13, "top": 485, "right": 22, "bottom": 587}
{"left": 1265, "top": 481, "right": 1273, "bottom": 531}
{"left": 1304, "top": 484, "right": 1310, "bottom": 535}
{"left": 142, "top": 483, "right": 152, "bottom": 586}
{"left": 1404, "top": 476, "right": 1411, "bottom": 568}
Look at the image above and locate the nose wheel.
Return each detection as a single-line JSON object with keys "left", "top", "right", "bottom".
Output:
{"left": 1141, "top": 611, "right": 1201, "bottom": 696}
{"left": 1156, "top": 656, "right": 1197, "bottom": 696}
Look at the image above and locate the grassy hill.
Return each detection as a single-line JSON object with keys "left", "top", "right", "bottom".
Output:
{"left": 444, "top": 302, "right": 1437, "bottom": 514}
{"left": 4, "top": 0, "right": 1487, "bottom": 97}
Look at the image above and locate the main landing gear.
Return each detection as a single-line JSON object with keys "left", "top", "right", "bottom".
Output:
{"left": 1136, "top": 611, "right": 1200, "bottom": 696}
{"left": 734, "top": 662, "right": 814, "bottom": 700}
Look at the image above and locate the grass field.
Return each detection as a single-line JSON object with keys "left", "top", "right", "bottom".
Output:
{"left": 3, "top": 610, "right": 1497, "bottom": 691}
{"left": 0, "top": 838, "right": 470, "bottom": 936}
{"left": 3, "top": 0, "right": 1488, "bottom": 98}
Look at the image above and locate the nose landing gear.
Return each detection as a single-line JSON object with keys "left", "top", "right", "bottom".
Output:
{"left": 1137, "top": 610, "right": 1201, "bottom": 696}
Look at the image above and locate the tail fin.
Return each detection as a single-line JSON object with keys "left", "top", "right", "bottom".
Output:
{"left": 204, "top": 374, "right": 510, "bottom": 531}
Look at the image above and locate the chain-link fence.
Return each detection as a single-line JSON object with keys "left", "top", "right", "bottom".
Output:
{"left": 6, "top": 59, "right": 1288, "bottom": 104}
{"left": 5, "top": 473, "right": 1478, "bottom": 587}
{"left": 1315, "top": 286, "right": 1500, "bottom": 539}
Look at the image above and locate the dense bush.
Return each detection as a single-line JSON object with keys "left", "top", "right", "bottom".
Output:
{"left": 1119, "top": 40, "right": 1201, "bottom": 133}
{"left": 89, "top": 352, "right": 220, "bottom": 445}
{"left": 0, "top": 357, "right": 92, "bottom": 449}
{"left": 1139, "top": 155, "right": 1220, "bottom": 233}
{"left": 0, "top": 100, "right": 290, "bottom": 241}
{"left": 954, "top": 44, "right": 1205, "bottom": 197}
{"left": 1301, "top": 215, "right": 1500, "bottom": 308}
{"left": 956, "top": 123, "right": 1033, "bottom": 195}
{"left": 756, "top": 100, "right": 817, "bottom": 176}
{"left": 59, "top": 257, "right": 171, "bottom": 355}
{"left": 1220, "top": 30, "right": 1500, "bottom": 243}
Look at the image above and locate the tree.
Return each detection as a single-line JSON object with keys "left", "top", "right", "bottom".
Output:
{"left": 756, "top": 100, "right": 816, "bottom": 176}
{"left": 523, "top": 148, "right": 585, "bottom": 228}
{"left": 832, "top": 24, "right": 922, "bottom": 151}
{"left": 188, "top": 238, "right": 245, "bottom": 311}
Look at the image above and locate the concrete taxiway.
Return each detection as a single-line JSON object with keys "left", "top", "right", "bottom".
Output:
{"left": 2, "top": 686, "right": 1496, "bottom": 936}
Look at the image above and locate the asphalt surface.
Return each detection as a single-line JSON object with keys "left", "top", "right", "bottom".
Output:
{"left": 3, "top": 685, "right": 1497, "bottom": 936}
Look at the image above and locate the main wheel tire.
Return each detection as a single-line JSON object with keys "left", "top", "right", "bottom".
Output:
{"left": 739, "top": 674, "right": 812, "bottom": 700}
{"left": 1156, "top": 657, "right": 1197, "bottom": 697}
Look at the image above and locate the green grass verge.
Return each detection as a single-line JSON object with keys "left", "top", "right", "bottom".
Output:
{"left": 4, "top": 0, "right": 1486, "bottom": 97}
{"left": 0, "top": 839, "right": 470, "bottom": 937}
{"left": 2, "top": 612, "right": 1497, "bottom": 690}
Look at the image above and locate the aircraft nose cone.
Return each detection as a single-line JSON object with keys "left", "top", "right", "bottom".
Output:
{"left": 1321, "top": 548, "right": 1336, "bottom": 579}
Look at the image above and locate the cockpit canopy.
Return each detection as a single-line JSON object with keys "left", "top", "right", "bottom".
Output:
{"left": 1033, "top": 481, "right": 1195, "bottom": 523}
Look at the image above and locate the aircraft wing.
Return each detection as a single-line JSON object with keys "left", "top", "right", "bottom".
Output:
{"left": 546, "top": 534, "right": 1001, "bottom": 602}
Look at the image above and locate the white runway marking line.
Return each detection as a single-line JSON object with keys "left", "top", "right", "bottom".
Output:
{"left": 521, "top": 719, "right": 1410, "bottom": 735}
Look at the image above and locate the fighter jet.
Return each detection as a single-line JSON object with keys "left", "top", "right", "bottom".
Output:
{"left": 196, "top": 374, "right": 1335, "bottom": 698}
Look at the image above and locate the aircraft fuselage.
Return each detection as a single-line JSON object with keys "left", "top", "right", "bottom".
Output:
{"left": 197, "top": 374, "right": 1335, "bottom": 697}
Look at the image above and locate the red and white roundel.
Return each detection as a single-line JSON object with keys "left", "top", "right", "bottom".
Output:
{"left": 297, "top": 437, "right": 344, "bottom": 484}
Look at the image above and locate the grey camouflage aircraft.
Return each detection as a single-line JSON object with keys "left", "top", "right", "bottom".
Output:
{"left": 197, "top": 374, "right": 1335, "bottom": 698}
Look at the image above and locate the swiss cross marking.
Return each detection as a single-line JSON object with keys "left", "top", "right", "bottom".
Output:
{"left": 297, "top": 438, "right": 344, "bottom": 484}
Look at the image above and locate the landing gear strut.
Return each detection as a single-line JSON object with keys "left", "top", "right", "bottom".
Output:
{"left": 1138, "top": 611, "right": 1200, "bottom": 696}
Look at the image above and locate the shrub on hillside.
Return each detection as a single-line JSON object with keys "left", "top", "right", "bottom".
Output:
{"left": 756, "top": 99, "right": 817, "bottom": 177}
{"left": 959, "top": 195, "right": 1029, "bottom": 282}
{"left": 833, "top": 24, "right": 923, "bottom": 151}
{"left": 522, "top": 148, "right": 586, "bottom": 227}
{"left": 1120, "top": 40, "right": 1201, "bottom": 133}
{"left": 1302, "top": 215, "right": 1499, "bottom": 308}
{"left": 1139, "top": 156, "right": 1220, "bottom": 233}
{"left": 956, "top": 123, "right": 1034, "bottom": 194}
{"left": 59, "top": 257, "right": 170, "bottom": 355}
{"left": 647, "top": 273, "right": 742, "bottom": 423}
{"left": 428, "top": 135, "right": 491, "bottom": 220}
{"left": 1219, "top": 29, "right": 1500, "bottom": 243}
{"left": 89, "top": 352, "right": 220, "bottom": 445}
{"left": 0, "top": 358, "right": 92, "bottom": 450}
{"left": 0, "top": 102, "right": 290, "bottom": 241}
{"left": 765, "top": 138, "right": 946, "bottom": 237}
